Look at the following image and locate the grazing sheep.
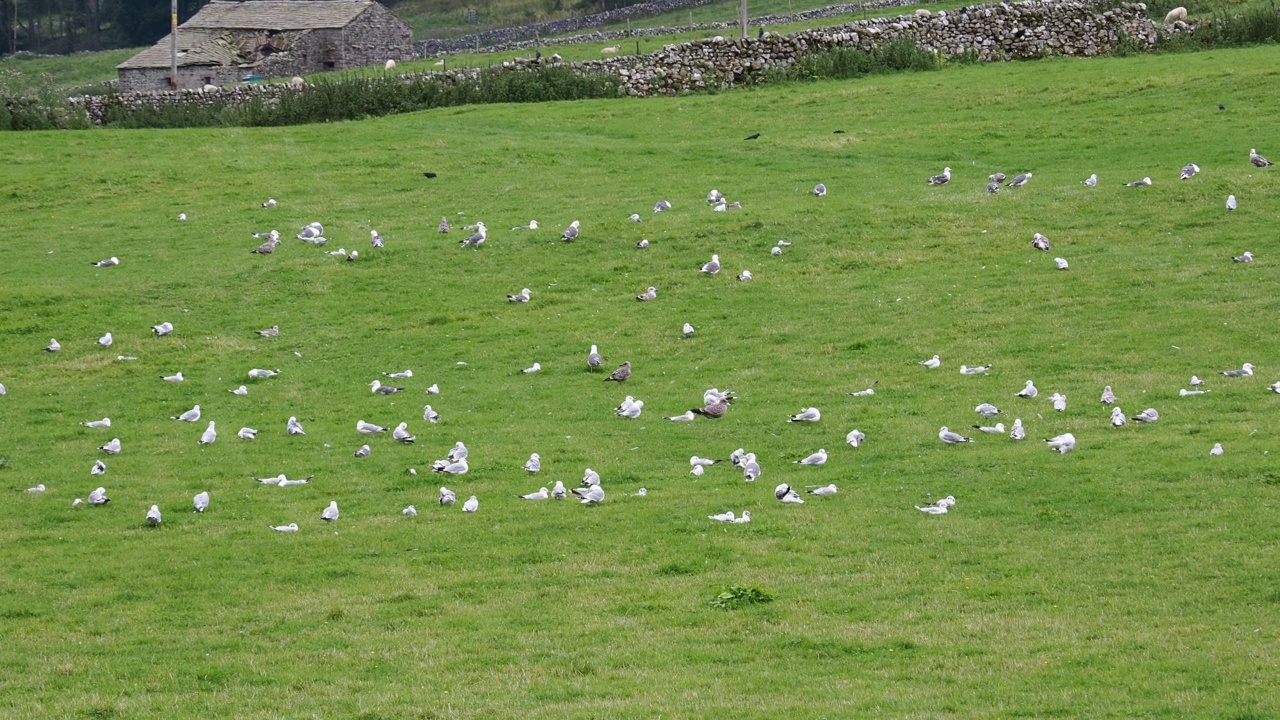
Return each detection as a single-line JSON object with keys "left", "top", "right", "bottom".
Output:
{"left": 385, "top": 59, "right": 397, "bottom": 71}
{"left": 201, "top": 84, "right": 218, "bottom": 93}
{"left": 600, "top": 45, "right": 620, "bottom": 54}
{"left": 1164, "top": 6, "right": 1187, "bottom": 22}
{"left": 915, "top": 8, "right": 932, "bottom": 17}
{"left": 290, "top": 76, "right": 306, "bottom": 90}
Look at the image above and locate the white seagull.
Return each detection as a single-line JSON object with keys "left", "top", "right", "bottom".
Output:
{"left": 920, "top": 355, "right": 941, "bottom": 369}
{"left": 270, "top": 523, "right": 299, "bottom": 532}
{"left": 383, "top": 369, "right": 413, "bottom": 379}
{"left": 392, "top": 422, "right": 415, "bottom": 443}
{"left": 370, "top": 230, "right": 383, "bottom": 247}
{"left": 709, "top": 511, "right": 735, "bottom": 522}
{"left": 146, "top": 504, "right": 162, "bottom": 526}
{"left": 91, "top": 459, "right": 106, "bottom": 475}
{"left": 172, "top": 405, "right": 201, "bottom": 422}
{"left": 403, "top": 505, "right": 417, "bottom": 516}
{"left": 97, "top": 332, "right": 113, "bottom": 347}
{"left": 88, "top": 487, "right": 109, "bottom": 505}
{"left": 1180, "top": 388, "right": 1211, "bottom": 396}
{"left": 1250, "top": 148, "right": 1272, "bottom": 167}
{"left": 731, "top": 511, "right": 752, "bottom": 524}
{"left": 238, "top": 427, "right": 257, "bottom": 439}
{"left": 1050, "top": 393, "right": 1067, "bottom": 412}
{"left": 45, "top": 338, "right": 61, "bottom": 352}
{"left": 1124, "top": 177, "right": 1153, "bottom": 187}
{"left": 423, "top": 405, "right": 440, "bottom": 423}
{"left": 1210, "top": 443, "right": 1224, "bottom": 456}
{"left": 846, "top": 429, "right": 866, "bottom": 447}
{"left": 667, "top": 411, "right": 695, "bottom": 422}
{"left": 512, "top": 220, "right": 538, "bottom": 230}
{"left": 960, "top": 364, "right": 991, "bottom": 375}
{"left": 1220, "top": 363, "right": 1254, "bottom": 377}
{"left": 587, "top": 344, "right": 603, "bottom": 371}
{"left": 788, "top": 407, "right": 820, "bottom": 422}
{"left": 161, "top": 371, "right": 184, "bottom": 382}
{"left": 460, "top": 222, "right": 487, "bottom": 247}
{"left": 560, "top": 220, "right": 580, "bottom": 242}
{"left": 1111, "top": 407, "right": 1126, "bottom": 427}
{"left": 448, "top": 442, "right": 468, "bottom": 461}
{"left": 27, "top": 484, "right": 46, "bottom": 493}
{"left": 91, "top": 257, "right": 119, "bottom": 268}
{"left": 927, "top": 167, "right": 951, "bottom": 185}
{"left": 370, "top": 379, "right": 403, "bottom": 395}
{"left": 939, "top": 426, "right": 973, "bottom": 444}
{"left": 151, "top": 322, "right": 174, "bottom": 336}
{"left": 1032, "top": 233, "right": 1050, "bottom": 251}
{"left": 701, "top": 254, "right": 721, "bottom": 275}
{"left": 99, "top": 438, "right": 121, "bottom": 454}
{"left": 975, "top": 403, "right": 1002, "bottom": 417}
{"left": 1180, "top": 163, "right": 1200, "bottom": 180}
{"left": 775, "top": 483, "right": 805, "bottom": 504}
{"left": 433, "top": 458, "right": 468, "bottom": 475}
{"left": 974, "top": 422, "right": 1006, "bottom": 434}
{"left": 354, "top": 444, "right": 371, "bottom": 458}
{"left": 683, "top": 323, "right": 695, "bottom": 337}
{"left": 439, "top": 487, "right": 457, "bottom": 505}
{"left": 1132, "top": 408, "right": 1160, "bottom": 423}
{"left": 1101, "top": 386, "right": 1116, "bottom": 404}
{"left": 508, "top": 288, "right": 531, "bottom": 303}
{"left": 1010, "top": 418, "right": 1026, "bottom": 440}
{"left": 519, "top": 487, "right": 549, "bottom": 500}
{"left": 198, "top": 421, "right": 216, "bottom": 445}
{"left": 616, "top": 400, "right": 643, "bottom": 419}
{"left": 248, "top": 368, "right": 280, "bottom": 379}
{"left": 1234, "top": 251, "right": 1253, "bottom": 263}
{"left": 462, "top": 496, "right": 479, "bottom": 512}
{"left": 321, "top": 501, "right": 339, "bottom": 521}
{"left": 814, "top": 183, "right": 826, "bottom": 196}
{"left": 653, "top": 200, "right": 672, "bottom": 213}
{"left": 551, "top": 481, "right": 567, "bottom": 500}
{"left": 287, "top": 417, "right": 305, "bottom": 435}
{"left": 1045, "top": 433, "right": 1076, "bottom": 454}
{"left": 1016, "top": 381, "right": 1038, "bottom": 398}
{"left": 1007, "top": 172, "right": 1032, "bottom": 187}
{"left": 193, "top": 491, "right": 209, "bottom": 513}
{"left": 425, "top": 384, "right": 440, "bottom": 395}
{"left": 1054, "top": 257, "right": 1069, "bottom": 270}
{"left": 1084, "top": 173, "right": 1097, "bottom": 187}
{"left": 573, "top": 486, "right": 605, "bottom": 504}
{"left": 808, "top": 484, "right": 838, "bottom": 496}
{"left": 794, "top": 449, "right": 828, "bottom": 466}
{"left": 230, "top": 385, "right": 248, "bottom": 395}
{"left": 356, "top": 420, "right": 386, "bottom": 434}
{"left": 81, "top": 418, "right": 111, "bottom": 428}
{"left": 521, "top": 362, "right": 541, "bottom": 374}
{"left": 523, "top": 453, "right": 541, "bottom": 472}
{"left": 581, "top": 468, "right": 601, "bottom": 487}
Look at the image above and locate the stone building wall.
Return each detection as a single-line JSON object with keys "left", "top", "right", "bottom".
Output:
{"left": 342, "top": 3, "right": 415, "bottom": 68}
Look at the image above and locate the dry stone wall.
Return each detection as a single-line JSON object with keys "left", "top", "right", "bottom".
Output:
{"left": 71, "top": 1, "right": 1175, "bottom": 124}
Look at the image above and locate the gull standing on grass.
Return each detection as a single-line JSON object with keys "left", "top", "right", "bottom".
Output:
{"left": 701, "top": 254, "right": 721, "bottom": 275}
{"left": 1007, "top": 172, "right": 1032, "bottom": 187}
{"left": 683, "top": 323, "right": 695, "bottom": 337}
{"left": 587, "top": 345, "right": 603, "bottom": 371}
{"left": 939, "top": 427, "right": 973, "bottom": 444}
{"left": 198, "top": 421, "right": 217, "bottom": 445}
{"left": 460, "top": 222, "right": 486, "bottom": 247}
{"left": 561, "top": 220, "right": 580, "bottom": 242}
{"left": 987, "top": 181, "right": 1000, "bottom": 193}
{"left": 321, "top": 501, "right": 339, "bottom": 521}
{"left": 1084, "top": 173, "right": 1098, "bottom": 187}
{"left": 98, "top": 332, "right": 113, "bottom": 347}
{"left": 146, "top": 505, "right": 162, "bottom": 526}
{"left": 742, "top": 454, "right": 762, "bottom": 482}
{"left": 616, "top": 400, "right": 644, "bottom": 419}
{"left": 438, "top": 216, "right": 450, "bottom": 233}
{"left": 604, "top": 362, "right": 631, "bottom": 383}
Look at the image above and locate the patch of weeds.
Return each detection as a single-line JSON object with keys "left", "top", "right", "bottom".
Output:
{"left": 1036, "top": 506, "right": 1072, "bottom": 521}
{"left": 709, "top": 585, "right": 774, "bottom": 610}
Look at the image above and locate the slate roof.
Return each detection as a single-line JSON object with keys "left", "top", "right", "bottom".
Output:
{"left": 183, "top": 0, "right": 374, "bottom": 31}
{"left": 117, "top": 30, "right": 249, "bottom": 69}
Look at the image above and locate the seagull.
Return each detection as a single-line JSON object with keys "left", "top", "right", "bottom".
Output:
{"left": 742, "top": 454, "right": 762, "bottom": 482}
{"left": 1180, "top": 163, "right": 1200, "bottom": 180}
{"left": 1049, "top": 393, "right": 1067, "bottom": 411}
{"left": 1210, "top": 443, "right": 1224, "bottom": 456}
{"left": 91, "top": 459, "right": 106, "bottom": 475}
{"left": 915, "top": 503, "right": 948, "bottom": 515}
{"left": 193, "top": 491, "right": 209, "bottom": 513}
{"left": 511, "top": 220, "right": 539, "bottom": 230}
{"left": 690, "top": 465, "right": 705, "bottom": 476}
{"left": 849, "top": 382, "right": 877, "bottom": 396}
{"left": 807, "top": 484, "right": 838, "bottom": 496}
{"left": 919, "top": 355, "right": 941, "bottom": 369}
{"left": 581, "top": 468, "right": 601, "bottom": 487}
{"left": 989, "top": 173, "right": 1007, "bottom": 182}
{"left": 667, "top": 410, "right": 695, "bottom": 422}
{"left": 1101, "top": 386, "right": 1116, "bottom": 404}
{"left": 794, "top": 449, "right": 828, "bottom": 466}
{"left": 960, "top": 364, "right": 991, "bottom": 375}
{"left": 690, "top": 456, "right": 718, "bottom": 467}
{"left": 151, "top": 322, "right": 174, "bottom": 336}
{"left": 72, "top": 498, "right": 84, "bottom": 507}
{"left": 251, "top": 230, "right": 280, "bottom": 240}
{"left": 707, "top": 189, "right": 724, "bottom": 204}
{"left": 1111, "top": 407, "right": 1126, "bottom": 427}
{"left": 708, "top": 511, "right": 736, "bottom": 522}
{"left": 1233, "top": 251, "right": 1253, "bottom": 263}
{"left": 345, "top": 250, "right": 358, "bottom": 262}
{"left": 172, "top": 405, "right": 201, "bottom": 422}
{"left": 692, "top": 396, "right": 731, "bottom": 419}
{"left": 653, "top": 200, "right": 672, "bottom": 213}
{"left": 297, "top": 222, "right": 323, "bottom": 240}
{"left": 88, "top": 487, "right": 109, "bottom": 505}
{"left": 1016, "top": 381, "right": 1038, "bottom": 398}
{"left": 326, "top": 248, "right": 348, "bottom": 258}
{"left": 1180, "top": 388, "right": 1211, "bottom": 396}
{"left": 422, "top": 405, "right": 440, "bottom": 423}
{"left": 439, "top": 487, "right": 457, "bottom": 505}
{"left": 1054, "top": 257, "right": 1069, "bottom": 270}
{"left": 737, "top": 269, "right": 752, "bottom": 281}
{"left": 438, "top": 216, "right": 450, "bottom": 233}
{"left": 81, "top": 418, "right": 111, "bottom": 428}
{"left": 91, "top": 257, "right": 119, "bottom": 268}
{"left": 731, "top": 511, "right": 751, "bottom": 524}
{"left": 146, "top": 505, "right": 162, "bottom": 526}
{"left": 560, "top": 220, "right": 580, "bottom": 242}
{"left": 44, "top": 338, "right": 61, "bottom": 352}
{"left": 771, "top": 246, "right": 782, "bottom": 256}
{"left": 460, "top": 222, "right": 486, "bottom": 247}
{"left": 1226, "top": 195, "right": 1237, "bottom": 210}
{"left": 356, "top": 420, "right": 386, "bottom": 434}
{"left": 585, "top": 344, "right": 604, "bottom": 371}
{"left": 846, "top": 429, "right": 865, "bottom": 447}
{"left": 1124, "top": 177, "right": 1152, "bottom": 187}
{"left": 97, "top": 332, "right": 113, "bottom": 347}
{"left": 425, "top": 384, "right": 440, "bottom": 395}
{"left": 508, "top": 288, "right": 531, "bottom": 302}
{"left": 1045, "top": 433, "right": 1076, "bottom": 454}
{"left": 788, "top": 407, "right": 820, "bottom": 423}
{"left": 813, "top": 183, "right": 827, "bottom": 196}
{"left": 729, "top": 449, "right": 747, "bottom": 466}
{"left": 462, "top": 496, "right": 479, "bottom": 512}
{"left": 551, "top": 481, "right": 568, "bottom": 500}
{"left": 230, "top": 385, "right": 248, "bottom": 395}
{"left": 251, "top": 238, "right": 279, "bottom": 254}
{"left": 1010, "top": 418, "right": 1026, "bottom": 440}
{"left": 521, "top": 362, "right": 541, "bottom": 374}
{"left": 939, "top": 426, "right": 973, "bottom": 444}
{"left": 1132, "top": 408, "right": 1160, "bottom": 423}
{"left": 616, "top": 400, "right": 644, "bottom": 419}
{"left": 383, "top": 369, "right": 413, "bottom": 379}
{"left": 519, "top": 487, "right": 549, "bottom": 500}
{"left": 1250, "top": 148, "right": 1272, "bottom": 167}
{"left": 775, "top": 483, "right": 804, "bottom": 504}
{"left": 237, "top": 427, "right": 257, "bottom": 439}
{"left": 277, "top": 475, "right": 312, "bottom": 487}
{"left": 247, "top": 368, "right": 280, "bottom": 379}
{"left": 573, "top": 485, "right": 605, "bottom": 504}
{"left": 683, "top": 323, "right": 695, "bottom": 337}
{"left": 262, "top": 198, "right": 277, "bottom": 207}
{"left": 604, "top": 362, "right": 631, "bottom": 383}
{"left": 402, "top": 505, "right": 417, "bottom": 516}
{"left": 198, "top": 421, "right": 216, "bottom": 445}
{"left": 523, "top": 453, "right": 541, "bottom": 472}
{"left": 927, "top": 167, "right": 951, "bottom": 185}
{"left": 354, "top": 444, "right": 371, "bottom": 457}
{"left": 1191, "top": 375, "right": 1204, "bottom": 386}
{"left": 256, "top": 325, "right": 279, "bottom": 337}
{"left": 636, "top": 287, "right": 657, "bottom": 301}
{"left": 161, "top": 371, "right": 184, "bottom": 382}
{"left": 1084, "top": 173, "right": 1097, "bottom": 186}
{"left": 974, "top": 422, "right": 1006, "bottom": 434}
{"left": 270, "top": 523, "right": 299, "bottom": 532}
{"left": 27, "top": 484, "right": 46, "bottom": 493}
{"left": 178, "top": 213, "right": 187, "bottom": 221}
{"left": 975, "top": 403, "right": 1002, "bottom": 418}
{"left": 433, "top": 458, "right": 468, "bottom": 475}
{"left": 286, "top": 416, "right": 305, "bottom": 435}
{"left": 99, "top": 438, "right": 121, "bottom": 454}
{"left": 392, "top": 422, "right": 415, "bottom": 443}
{"left": 636, "top": 238, "right": 649, "bottom": 248}
{"left": 986, "top": 181, "right": 1000, "bottom": 193}
{"left": 701, "top": 254, "right": 721, "bottom": 275}
{"left": 1007, "top": 172, "right": 1032, "bottom": 187}
{"left": 370, "top": 380, "right": 403, "bottom": 394}
{"left": 630, "top": 214, "right": 642, "bottom": 223}
{"left": 321, "top": 501, "right": 339, "bottom": 521}
{"left": 369, "top": 230, "right": 384, "bottom": 248}
{"left": 1220, "top": 363, "right": 1254, "bottom": 377}
{"left": 449, "top": 442, "right": 470, "bottom": 462}
{"left": 1032, "top": 233, "right": 1050, "bottom": 251}
{"left": 703, "top": 388, "right": 734, "bottom": 405}
{"left": 1269, "top": 382, "right": 1280, "bottom": 394}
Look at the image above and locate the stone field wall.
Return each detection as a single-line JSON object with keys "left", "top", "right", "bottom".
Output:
{"left": 70, "top": 1, "right": 1182, "bottom": 124}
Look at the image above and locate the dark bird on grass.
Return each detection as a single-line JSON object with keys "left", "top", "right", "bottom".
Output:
{"left": 587, "top": 345, "right": 603, "bottom": 371}
{"left": 989, "top": 172, "right": 1007, "bottom": 183}
{"left": 1250, "top": 148, "right": 1272, "bottom": 167}
{"left": 692, "top": 397, "right": 731, "bottom": 419}
{"left": 987, "top": 181, "right": 1000, "bottom": 193}
{"left": 743, "top": 133, "right": 760, "bottom": 140}
{"left": 604, "top": 361, "right": 631, "bottom": 383}
{"left": 561, "top": 220, "right": 580, "bottom": 241}
{"left": 423, "top": 172, "right": 438, "bottom": 178}
{"left": 927, "top": 167, "right": 951, "bottom": 185}
{"left": 1007, "top": 172, "right": 1032, "bottom": 187}
{"left": 757, "top": 26, "right": 764, "bottom": 39}
{"left": 251, "top": 239, "right": 279, "bottom": 254}
{"left": 833, "top": 129, "right": 846, "bottom": 134}
{"left": 1220, "top": 363, "right": 1254, "bottom": 377}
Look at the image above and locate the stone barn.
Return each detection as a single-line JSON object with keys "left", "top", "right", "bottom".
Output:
{"left": 117, "top": 0, "right": 413, "bottom": 92}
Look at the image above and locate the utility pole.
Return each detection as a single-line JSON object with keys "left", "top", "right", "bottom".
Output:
{"left": 169, "top": 0, "right": 178, "bottom": 90}
{"left": 739, "top": 0, "right": 747, "bottom": 39}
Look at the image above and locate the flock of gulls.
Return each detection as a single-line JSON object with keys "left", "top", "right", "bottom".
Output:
{"left": 13, "top": 145, "right": 1274, "bottom": 532}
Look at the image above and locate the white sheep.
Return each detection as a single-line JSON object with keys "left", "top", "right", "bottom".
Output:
{"left": 201, "top": 83, "right": 218, "bottom": 92}
{"left": 1164, "top": 6, "right": 1187, "bottom": 22}
{"left": 384, "top": 59, "right": 397, "bottom": 71}
{"left": 290, "top": 76, "right": 306, "bottom": 89}
{"left": 915, "top": 8, "right": 932, "bottom": 17}
{"left": 600, "top": 45, "right": 619, "bottom": 54}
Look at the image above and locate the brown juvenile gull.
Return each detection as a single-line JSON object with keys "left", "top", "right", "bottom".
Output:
{"left": 604, "top": 362, "right": 631, "bottom": 383}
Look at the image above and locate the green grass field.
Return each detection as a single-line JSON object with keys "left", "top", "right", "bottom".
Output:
{"left": 2, "top": 45, "right": 1280, "bottom": 718}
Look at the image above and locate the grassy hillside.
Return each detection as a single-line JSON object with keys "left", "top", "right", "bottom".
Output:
{"left": 2, "top": 46, "right": 1279, "bottom": 718}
